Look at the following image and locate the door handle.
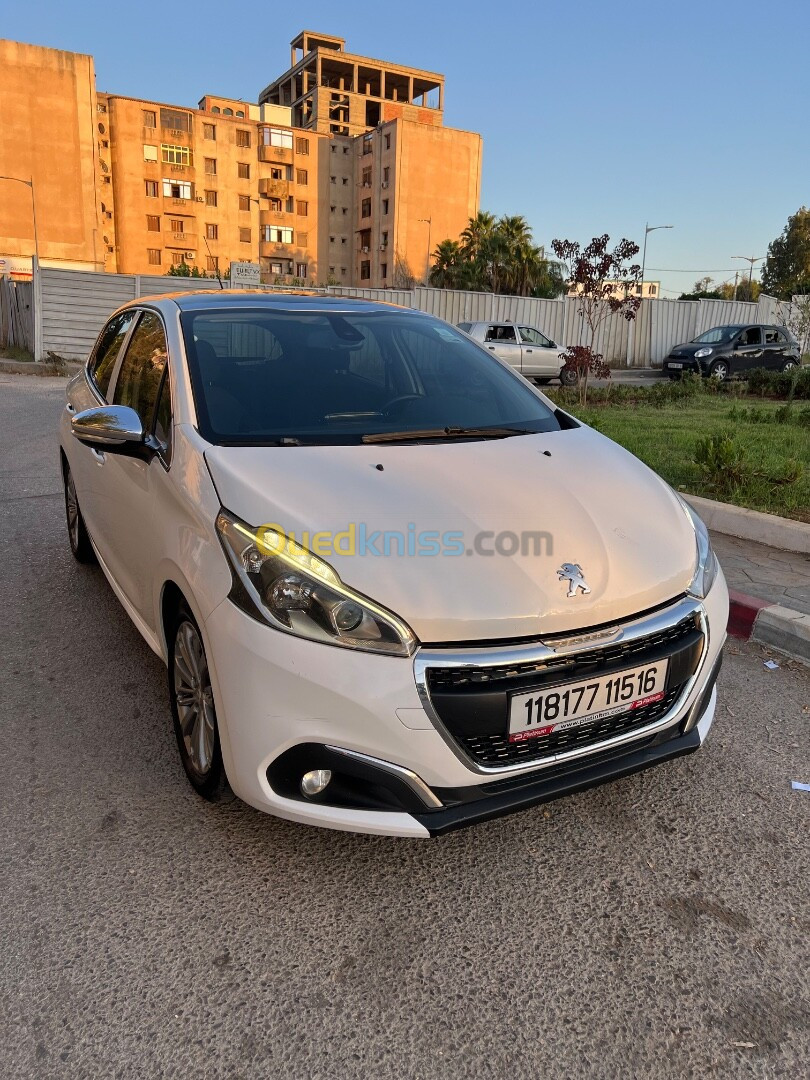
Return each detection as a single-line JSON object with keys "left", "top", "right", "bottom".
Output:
{"left": 488, "top": 345, "right": 496, "bottom": 350}
{"left": 525, "top": 349, "right": 533, "bottom": 354}
{"left": 91, "top": 447, "right": 106, "bottom": 464}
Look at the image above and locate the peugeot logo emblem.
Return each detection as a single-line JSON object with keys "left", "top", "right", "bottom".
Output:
{"left": 557, "top": 562, "right": 591, "bottom": 598}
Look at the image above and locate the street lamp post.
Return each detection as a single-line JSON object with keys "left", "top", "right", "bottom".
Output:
{"left": 419, "top": 217, "right": 432, "bottom": 284}
{"left": 640, "top": 222, "right": 673, "bottom": 300}
{"left": 0, "top": 175, "right": 39, "bottom": 268}
{"left": 731, "top": 255, "right": 765, "bottom": 300}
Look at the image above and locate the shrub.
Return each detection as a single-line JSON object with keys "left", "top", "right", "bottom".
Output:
{"left": 746, "top": 366, "right": 810, "bottom": 400}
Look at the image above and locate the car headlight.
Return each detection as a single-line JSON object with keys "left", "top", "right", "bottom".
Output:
{"left": 694, "top": 348, "right": 713, "bottom": 359}
{"left": 216, "top": 509, "right": 417, "bottom": 656}
{"left": 675, "top": 496, "right": 719, "bottom": 598}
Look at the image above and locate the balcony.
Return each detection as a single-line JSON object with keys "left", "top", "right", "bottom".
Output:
{"left": 258, "top": 144, "right": 293, "bottom": 165}
{"left": 165, "top": 232, "right": 197, "bottom": 248}
{"left": 260, "top": 240, "right": 293, "bottom": 258}
{"left": 259, "top": 178, "right": 292, "bottom": 199}
{"left": 260, "top": 208, "right": 293, "bottom": 226}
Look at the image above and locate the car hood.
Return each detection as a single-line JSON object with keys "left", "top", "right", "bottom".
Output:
{"left": 204, "top": 426, "right": 697, "bottom": 643}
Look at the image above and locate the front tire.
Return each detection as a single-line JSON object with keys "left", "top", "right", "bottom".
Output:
{"left": 63, "top": 463, "right": 95, "bottom": 563}
{"left": 169, "top": 603, "right": 229, "bottom": 801}
{"left": 709, "top": 359, "right": 729, "bottom": 381}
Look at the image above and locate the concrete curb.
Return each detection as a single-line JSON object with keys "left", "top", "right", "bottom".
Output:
{"left": 727, "top": 589, "right": 810, "bottom": 664}
{"left": 684, "top": 493, "right": 810, "bottom": 555}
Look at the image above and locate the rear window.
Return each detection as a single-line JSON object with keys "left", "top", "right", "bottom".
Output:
{"left": 180, "top": 308, "right": 561, "bottom": 445}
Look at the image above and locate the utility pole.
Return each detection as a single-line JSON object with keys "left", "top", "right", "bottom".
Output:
{"left": 419, "top": 217, "right": 432, "bottom": 284}
{"left": 640, "top": 223, "right": 673, "bottom": 301}
{"left": 731, "top": 255, "right": 765, "bottom": 300}
{"left": 732, "top": 271, "right": 739, "bottom": 301}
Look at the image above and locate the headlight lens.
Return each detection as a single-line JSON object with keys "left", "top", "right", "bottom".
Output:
{"left": 216, "top": 509, "right": 417, "bottom": 656}
{"left": 694, "top": 348, "right": 713, "bottom": 359}
{"left": 676, "top": 496, "right": 719, "bottom": 598}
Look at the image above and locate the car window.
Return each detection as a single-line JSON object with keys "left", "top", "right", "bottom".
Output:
{"left": 694, "top": 326, "right": 740, "bottom": 344}
{"left": 764, "top": 328, "right": 784, "bottom": 345}
{"left": 153, "top": 369, "right": 172, "bottom": 459}
{"left": 738, "top": 327, "right": 762, "bottom": 346}
{"left": 519, "top": 326, "right": 553, "bottom": 347}
{"left": 485, "top": 324, "right": 516, "bottom": 343}
{"left": 89, "top": 310, "right": 136, "bottom": 399}
{"left": 457, "top": 322, "right": 472, "bottom": 333}
{"left": 180, "top": 309, "right": 562, "bottom": 445}
{"left": 112, "top": 310, "right": 169, "bottom": 425}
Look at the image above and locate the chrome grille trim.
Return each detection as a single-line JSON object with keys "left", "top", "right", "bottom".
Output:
{"left": 413, "top": 596, "right": 710, "bottom": 776}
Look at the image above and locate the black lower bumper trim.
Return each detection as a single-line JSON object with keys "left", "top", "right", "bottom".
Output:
{"left": 413, "top": 725, "right": 702, "bottom": 836}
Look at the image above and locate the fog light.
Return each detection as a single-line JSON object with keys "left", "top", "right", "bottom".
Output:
{"left": 300, "top": 769, "right": 332, "bottom": 796}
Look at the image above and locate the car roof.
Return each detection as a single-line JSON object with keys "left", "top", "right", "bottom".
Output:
{"left": 129, "top": 290, "right": 421, "bottom": 316}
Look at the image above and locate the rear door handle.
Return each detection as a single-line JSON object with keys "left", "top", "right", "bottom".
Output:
{"left": 525, "top": 348, "right": 533, "bottom": 354}
{"left": 91, "top": 447, "right": 106, "bottom": 464}
{"left": 488, "top": 345, "right": 496, "bottom": 350}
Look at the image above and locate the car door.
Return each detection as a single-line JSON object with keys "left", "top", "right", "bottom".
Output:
{"left": 733, "top": 326, "right": 764, "bottom": 372}
{"left": 483, "top": 323, "right": 523, "bottom": 371}
{"left": 94, "top": 309, "right": 172, "bottom": 623}
{"left": 761, "top": 326, "right": 787, "bottom": 370}
{"left": 65, "top": 308, "right": 138, "bottom": 544}
{"left": 518, "top": 325, "right": 560, "bottom": 377}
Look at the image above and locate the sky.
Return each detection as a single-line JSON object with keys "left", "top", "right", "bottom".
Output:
{"left": 3, "top": 0, "right": 809, "bottom": 297}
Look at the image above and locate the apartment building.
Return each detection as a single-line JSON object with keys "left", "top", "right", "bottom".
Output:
{"left": 0, "top": 33, "right": 481, "bottom": 288}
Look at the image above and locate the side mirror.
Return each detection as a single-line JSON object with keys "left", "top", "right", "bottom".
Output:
{"left": 71, "top": 405, "right": 148, "bottom": 455}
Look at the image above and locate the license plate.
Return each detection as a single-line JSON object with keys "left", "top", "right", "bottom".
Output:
{"left": 669, "top": 362, "right": 683, "bottom": 369}
{"left": 508, "top": 660, "right": 670, "bottom": 743}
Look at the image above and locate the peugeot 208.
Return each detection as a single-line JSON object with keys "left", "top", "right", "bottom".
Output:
{"left": 60, "top": 293, "right": 727, "bottom": 837}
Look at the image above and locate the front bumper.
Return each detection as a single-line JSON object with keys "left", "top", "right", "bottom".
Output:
{"left": 202, "top": 571, "right": 728, "bottom": 838}
{"left": 663, "top": 358, "right": 702, "bottom": 375}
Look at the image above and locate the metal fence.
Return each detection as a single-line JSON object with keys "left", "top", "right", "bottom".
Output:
{"left": 33, "top": 265, "right": 795, "bottom": 365}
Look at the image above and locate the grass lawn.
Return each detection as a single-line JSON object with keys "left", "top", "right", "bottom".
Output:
{"left": 546, "top": 394, "right": 810, "bottom": 523}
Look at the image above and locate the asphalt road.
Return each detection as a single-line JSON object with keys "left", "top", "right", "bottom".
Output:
{"left": 1, "top": 374, "right": 808, "bottom": 1080}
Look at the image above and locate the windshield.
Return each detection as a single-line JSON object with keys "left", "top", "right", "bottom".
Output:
{"left": 693, "top": 325, "right": 742, "bottom": 344}
{"left": 180, "top": 308, "right": 562, "bottom": 445}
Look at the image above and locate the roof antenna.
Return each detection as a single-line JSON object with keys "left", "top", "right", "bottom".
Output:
{"left": 202, "top": 233, "right": 224, "bottom": 290}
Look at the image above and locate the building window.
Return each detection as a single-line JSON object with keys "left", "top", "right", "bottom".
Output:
{"left": 207, "top": 256, "right": 219, "bottom": 272}
{"left": 360, "top": 261, "right": 371, "bottom": 280}
{"left": 296, "top": 137, "right": 309, "bottom": 155}
{"left": 341, "top": 267, "right": 347, "bottom": 274}
{"left": 224, "top": 108, "right": 233, "bottom": 116}
{"left": 330, "top": 205, "right": 336, "bottom": 213}
{"left": 147, "top": 248, "right": 161, "bottom": 265}
{"left": 330, "top": 176, "right": 336, "bottom": 185}
{"left": 144, "top": 144, "right": 158, "bottom": 162}
{"left": 296, "top": 200, "right": 308, "bottom": 216}
{"left": 384, "top": 133, "right": 391, "bottom": 150}
{"left": 331, "top": 145, "right": 336, "bottom": 153}
{"left": 162, "top": 179, "right": 192, "bottom": 199}
{"left": 285, "top": 196, "right": 294, "bottom": 213}
{"left": 296, "top": 168, "right": 308, "bottom": 185}
{"left": 211, "top": 106, "right": 220, "bottom": 114}
{"left": 171, "top": 252, "right": 185, "bottom": 266}
{"left": 203, "top": 123, "right": 216, "bottom": 140}
{"left": 382, "top": 199, "right": 389, "bottom": 214}
{"left": 381, "top": 231, "right": 389, "bottom": 249}
{"left": 341, "top": 237, "right": 347, "bottom": 245}
{"left": 204, "top": 189, "right": 217, "bottom": 207}
{"left": 204, "top": 157, "right": 217, "bottom": 175}
{"left": 236, "top": 110, "right": 245, "bottom": 118}
{"left": 296, "top": 262, "right": 307, "bottom": 277}
{"left": 362, "top": 167, "right": 372, "bottom": 187}
{"left": 145, "top": 180, "right": 159, "bottom": 197}
{"left": 342, "top": 207, "right": 348, "bottom": 215}
{"left": 262, "top": 226, "right": 293, "bottom": 244}
{"left": 236, "top": 129, "right": 251, "bottom": 148}
{"left": 383, "top": 166, "right": 390, "bottom": 184}
{"left": 329, "top": 265, "right": 335, "bottom": 273}
{"left": 161, "top": 144, "right": 192, "bottom": 166}
{"left": 297, "top": 231, "right": 308, "bottom": 246}
{"left": 238, "top": 195, "right": 251, "bottom": 211}
{"left": 143, "top": 110, "right": 156, "bottom": 128}
{"left": 206, "top": 223, "right": 218, "bottom": 240}
{"left": 170, "top": 219, "right": 185, "bottom": 233}
{"left": 342, "top": 177, "right": 349, "bottom": 185}
{"left": 261, "top": 127, "right": 294, "bottom": 149}
{"left": 147, "top": 215, "right": 160, "bottom": 232}
{"left": 381, "top": 262, "right": 388, "bottom": 279}
{"left": 240, "top": 227, "right": 251, "bottom": 243}
{"left": 362, "top": 136, "right": 372, "bottom": 156}
{"left": 237, "top": 162, "right": 250, "bottom": 179}
{"left": 160, "top": 108, "right": 191, "bottom": 132}
{"left": 361, "top": 199, "right": 371, "bottom": 218}
{"left": 269, "top": 197, "right": 282, "bottom": 212}
{"left": 270, "top": 167, "right": 283, "bottom": 180}
{"left": 270, "top": 261, "right": 283, "bottom": 275}
{"left": 343, "top": 146, "right": 349, "bottom": 155}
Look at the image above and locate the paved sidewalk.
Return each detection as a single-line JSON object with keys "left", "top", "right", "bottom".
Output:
{"left": 712, "top": 531, "right": 810, "bottom": 615}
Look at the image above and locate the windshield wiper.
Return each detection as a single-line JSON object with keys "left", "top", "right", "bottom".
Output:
{"left": 362, "top": 426, "right": 531, "bottom": 444}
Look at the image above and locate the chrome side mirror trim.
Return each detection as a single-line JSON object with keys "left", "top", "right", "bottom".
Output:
{"left": 71, "top": 405, "right": 145, "bottom": 449}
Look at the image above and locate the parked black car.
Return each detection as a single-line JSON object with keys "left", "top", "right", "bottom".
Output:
{"left": 663, "top": 324, "right": 800, "bottom": 381}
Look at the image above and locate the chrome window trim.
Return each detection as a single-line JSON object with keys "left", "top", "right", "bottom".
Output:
{"left": 412, "top": 596, "right": 710, "bottom": 776}
{"left": 324, "top": 745, "right": 443, "bottom": 809}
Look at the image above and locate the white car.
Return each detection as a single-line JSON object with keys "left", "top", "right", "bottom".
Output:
{"left": 458, "top": 320, "right": 577, "bottom": 385}
{"left": 60, "top": 293, "right": 727, "bottom": 837}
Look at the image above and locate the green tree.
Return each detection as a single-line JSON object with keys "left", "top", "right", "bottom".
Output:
{"left": 761, "top": 207, "right": 810, "bottom": 299}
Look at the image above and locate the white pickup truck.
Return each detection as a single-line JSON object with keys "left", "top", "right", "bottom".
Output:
{"left": 458, "top": 320, "right": 576, "bottom": 385}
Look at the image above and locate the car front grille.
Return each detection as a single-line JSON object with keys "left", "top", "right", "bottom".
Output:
{"left": 421, "top": 608, "right": 704, "bottom": 771}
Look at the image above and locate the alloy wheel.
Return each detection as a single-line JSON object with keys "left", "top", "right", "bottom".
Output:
{"left": 66, "top": 472, "right": 80, "bottom": 550}
{"left": 173, "top": 620, "right": 216, "bottom": 777}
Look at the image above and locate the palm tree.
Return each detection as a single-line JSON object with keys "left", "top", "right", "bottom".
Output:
{"left": 429, "top": 240, "right": 463, "bottom": 289}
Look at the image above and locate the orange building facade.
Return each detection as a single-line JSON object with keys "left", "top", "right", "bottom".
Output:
{"left": 0, "top": 33, "right": 482, "bottom": 288}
